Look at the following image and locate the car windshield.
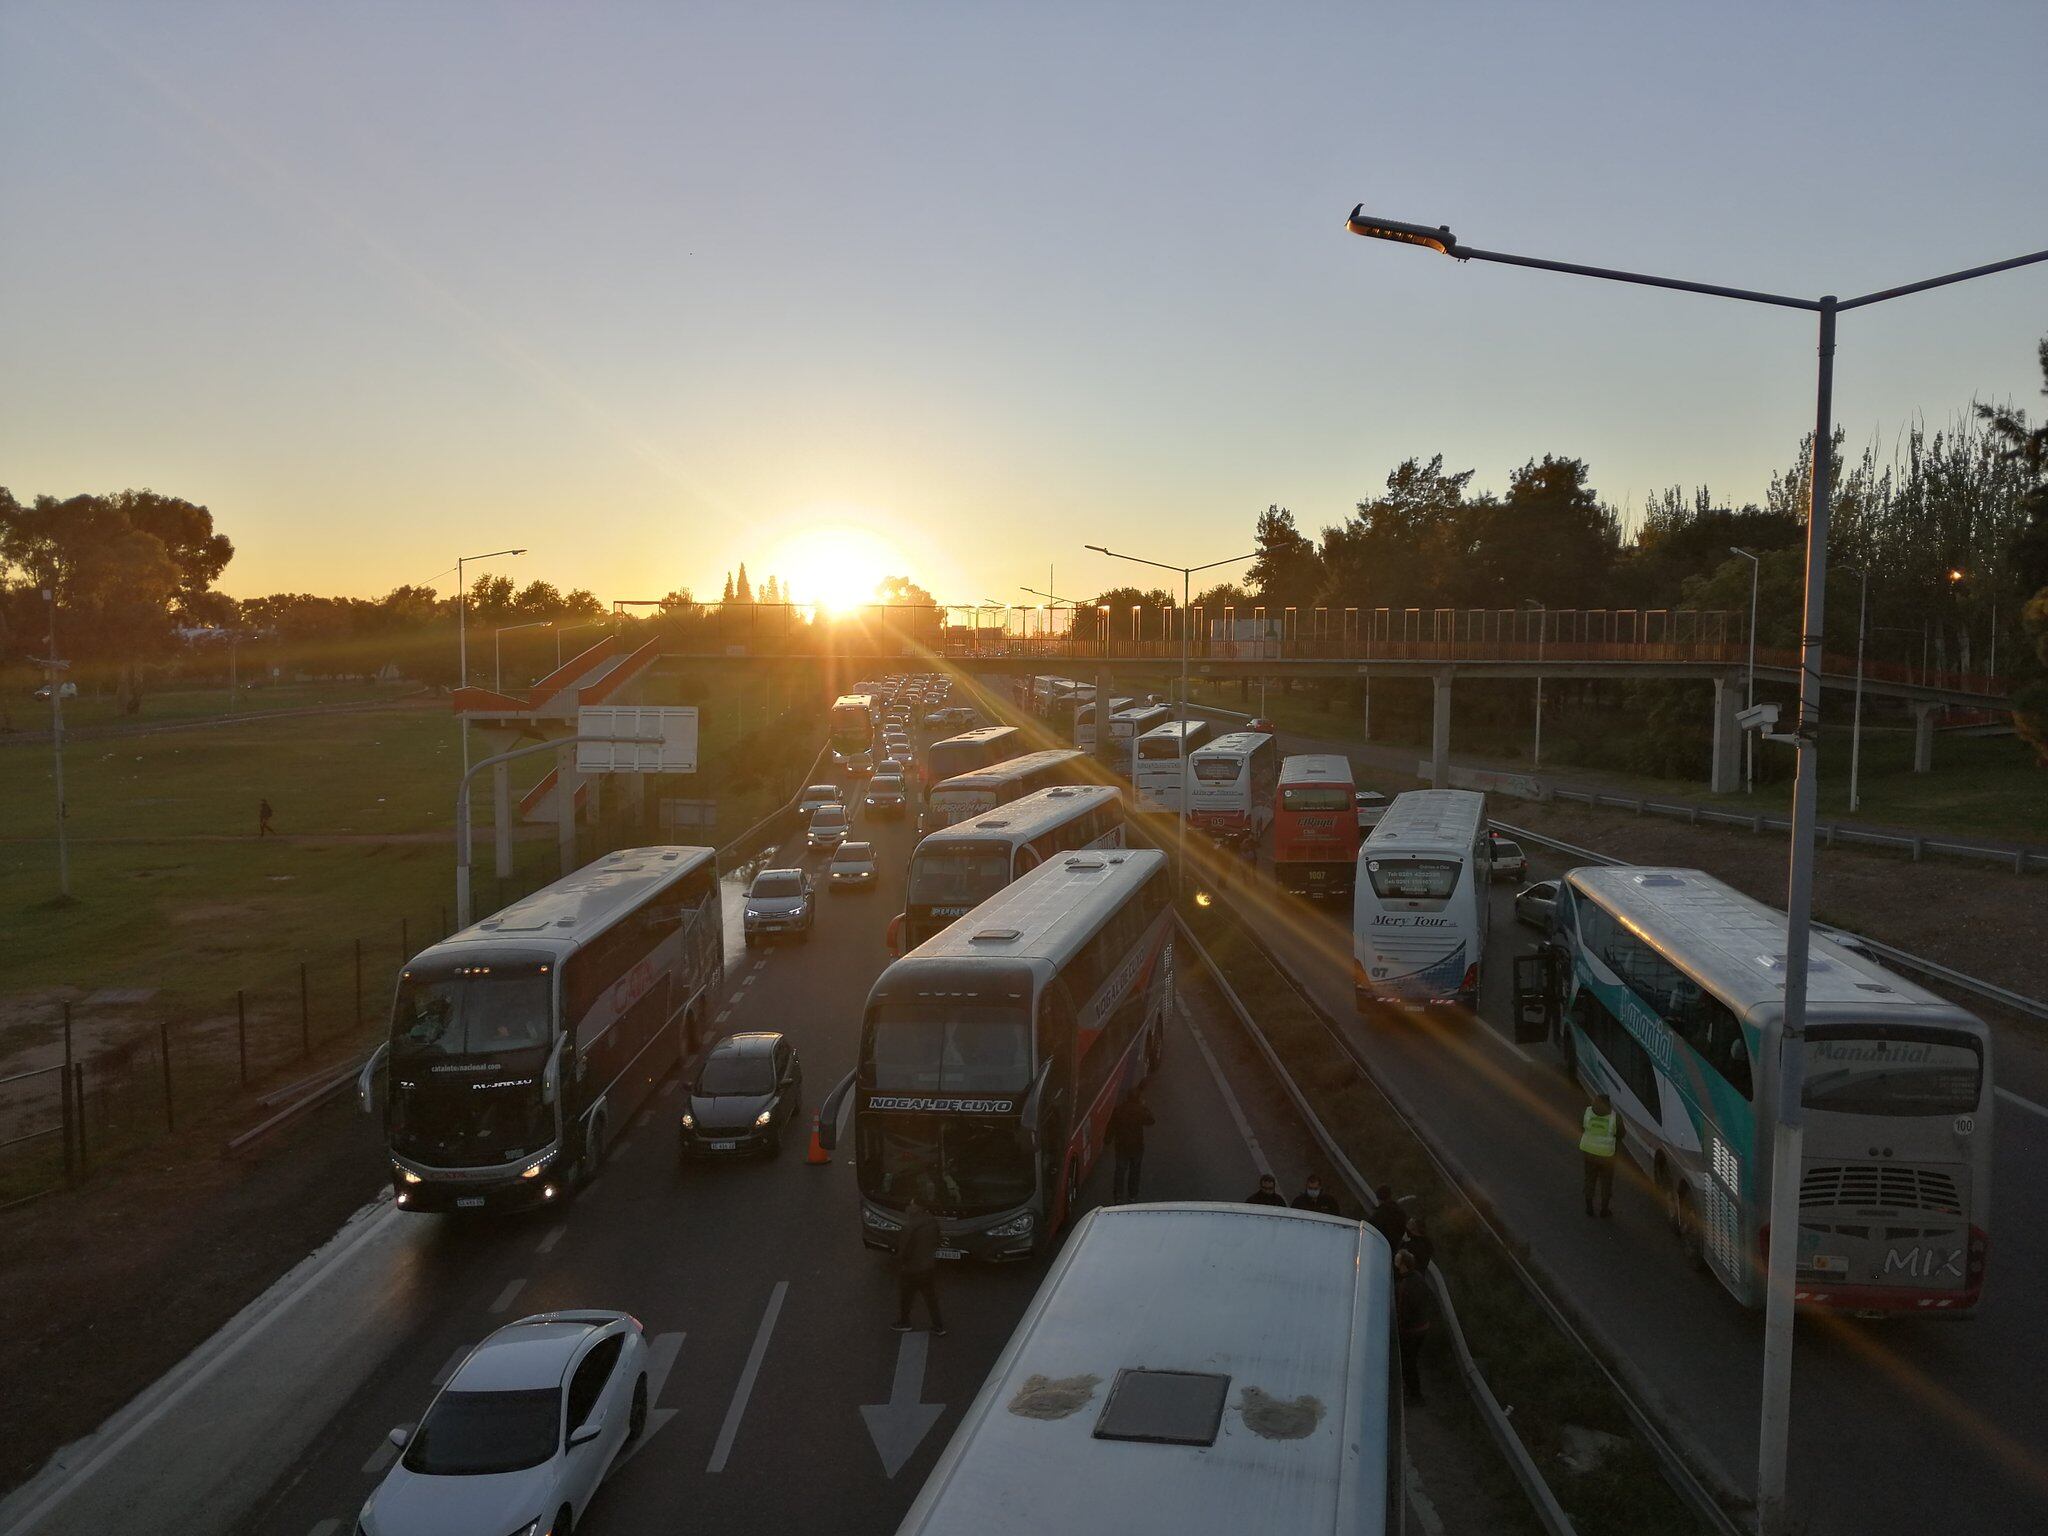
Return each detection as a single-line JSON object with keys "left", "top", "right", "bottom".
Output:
{"left": 1802, "top": 1028, "right": 1983, "bottom": 1117}
{"left": 403, "top": 1387, "right": 559, "bottom": 1475}
{"left": 812, "top": 807, "right": 847, "bottom": 826}
{"left": 752, "top": 873, "right": 803, "bottom": 898}
{"left": 864, "top": 999, "right": 1031, "bottom": 1094}
{"left": 837, "top": 843, "right": 874, "bottom": 861}
{"left": 1494, "top": 841, "right": 1522, "bottom": 859}
{"left": 1367, "top": 858, "right": 1463, "bottom": 900}
{"left": 392, "top": 968, "right": 552, "bottom": 1061}
{"left": 873, "top": 776, "right": 904, "bottom": 791}
{"left": 805, "top": 786, "right": 837, "bottom": 801}
{"left": 698, "top": 1049, "right": 777, "bottom": 1095}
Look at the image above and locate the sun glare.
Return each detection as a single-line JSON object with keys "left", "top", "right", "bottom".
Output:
{"left": 768, "top": 521, "right": 907, "bottom": 612}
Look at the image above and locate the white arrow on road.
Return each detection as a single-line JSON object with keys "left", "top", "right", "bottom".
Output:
{"left": 860, "top": 1330, "right": 945, "bottom": 1478}
{"left": 611, "top": 1331, "right": 685, "bottom": 1474}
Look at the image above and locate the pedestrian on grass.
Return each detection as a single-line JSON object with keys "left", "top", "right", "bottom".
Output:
{"left": 258, "top": 798, "right": 276, "bottom": 838}
{"left": 1580, "top": 1090, "right": 1623, "bottom": 1218}
{"left": 1291, "top": 1174, "right": 1340, "bottom": 1216}
{"left": 1244, "top": 1173, "right": 1286, "bottom": 1207}
{"left": 1108, "top": 1083, "right": 1155, "bottom": 1203}
{"left": 1368, "top": 1183, "right": 1408, "bottom": 1248}
{"left": 891, "top": 1182, "right": 947, "bottom": 1336}
{"left": 1400, "top": 1212, "right": 1435, "bottom": 1274}
{"left": 1394, "top": 1249, "right": 1432, "bottom": 1405}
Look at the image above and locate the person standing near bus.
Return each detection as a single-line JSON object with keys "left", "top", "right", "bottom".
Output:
{"left": 1291, "top": 1174, "right": 1339, "bottom": 1215}
{"left": 1245, "top": 1174, "right": 1286, "bottom": 1207}
{"left": 892, "top": 1182, "right": 947, "bottom": 1335}
{"left": 1580, "top": 1090, "right": 1623, "bottom": 1218}
{"left": 1108, "top": 1084, "right": 1154, "bottom": 1202}
{"left": 1393, "top": 1248, "right": 1432, "bottom": 1405}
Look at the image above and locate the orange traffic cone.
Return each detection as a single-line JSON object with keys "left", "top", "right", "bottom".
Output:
{"left": 805, "top": 1111, "right": 831, "bottom": 1165}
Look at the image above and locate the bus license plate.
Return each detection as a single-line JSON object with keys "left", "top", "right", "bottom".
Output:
{"left": 710, "top": 1140, "right": 737, "bottom": 1151}
{"left": 456, "top": 1196, "right": 485, "bottom": 1208}
{"left": 936, "top": 1248, "right": 965, "bottom": 1260}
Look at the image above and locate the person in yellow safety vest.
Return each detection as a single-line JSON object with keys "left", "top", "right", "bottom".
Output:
{"left": 1580, "top": 1090, "right": 1623, "bottom": 1219}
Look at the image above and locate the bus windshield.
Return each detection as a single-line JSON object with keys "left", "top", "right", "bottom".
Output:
{"left": 1802, "top": 1028, "right": 1982, "bottom": 1117}
{"left": 1138, "top": 735, "right": 1188, "bottom": 761}
{"left": 392, "top": 967, "right": 553, "bottom": 1061}
{"left": 907, "top": 844, "right": 1012, "bottom": 909}
{"left": 1283, "top": 786, "right": 1350, "bottom": 811}
{"left": 866, "top": 999, "right": 1032, "bottom": 1094}
{"left": 858, "top": 1115, "right": 1036, "bottom": 1215}
{"left": 1366, "top": 858, "right": 1462, "bottom": 900}
{"left": 1192, "top": 757, "right": 1242, "bottom": 782}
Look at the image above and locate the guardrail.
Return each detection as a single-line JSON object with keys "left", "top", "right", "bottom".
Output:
{"left": 1492, "top": 819, "right": 2048, "bottom": 1024}
{"left": 1176, "top": 918, "right": 1581, "bottom": 1536}
{"left": 715, "top": 743, "right": 830, "bottom": 874}
{"left": 1542, "top": 787, "right": 2047, "bottom": 876}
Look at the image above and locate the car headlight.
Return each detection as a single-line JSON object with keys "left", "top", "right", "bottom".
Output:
{"left": 396, "top": 1166, "right": 422, "bottom": 1185}
{"left": 986, "top": 1212, "right": 1035, "bottom": 1239}
{"left": 863, "top": 1206, "right": 903, "bottom": 1232}
{"left": 680, "top": 1112, "right": 694, "bottom": 1129}
{"left": 744, "top": 909, "right": 761, "bottom": 920}
{"left": 505, "top": 1519, "right": 545, "bottom": 1536}
{"left": 754, "top": 1108, "right": 774, "bottom": 1127}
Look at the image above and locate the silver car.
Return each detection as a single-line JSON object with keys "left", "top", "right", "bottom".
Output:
{"left": 866, "top": 775, "right": 907, "bottom": 816}
{"left": 807, "top": 803, "right": 851, "bottom": 849}
{"left": 744, "top": 868, "right": 813, "bottom": 945}
{"left": 1515, "top": 879, "right": 1559, "bottom": 928}
{"left": 360, "top": 1311, "right": 648, "bottom": 1536}
{"left": 828, "top": 840, "right": 879, "bottom": 890}
{"left": 798, "top": 783, "right": 843, "bottom": 816}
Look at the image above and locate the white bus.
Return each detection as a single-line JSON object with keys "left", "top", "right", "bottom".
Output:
{"left": 1544, "top": 866, "right": 1993, "bottom": 1315}
{"left": 897, "top": 784, "right": 1125, "bottom": 950}
{"left": 896, "top": 1203, "right": 1402, "bottom": 1536}
{"left": 926, "top": 748, "right": 1090, "bottom": 830}
{"left": 839, "top": 849, "right": 1173, "bottom": 1261}
{"left": 368, "top": 847, "right": 723, "bottom": 1213}
{"left": 1185, "top": 731, "right": 1278, "bottom": 842}
{"left": 1107, "top": 704, "right": 1171, "bottom": 772}
{"left": 926, "top": 725, "right": 1023, "bottom": 788}
{"left": 1074, "top": 695, "right": 1133, "bottom": 752}
{"left": 1351, "top": 790, "right": 1491, "bottom": 1011}
{"left": 1132, "top": 719, "right": 1212, "bottom": 813}
{"left": 830, "top": 693, "right": 877, "bottom": 764}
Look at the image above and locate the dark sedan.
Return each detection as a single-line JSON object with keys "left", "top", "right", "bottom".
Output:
{"left": 679, "top": 1032, "right": 803, "bottom": 1160}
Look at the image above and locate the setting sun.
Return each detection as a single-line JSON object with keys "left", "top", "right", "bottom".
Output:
{"left": 768, "top": 520, "right": 909, "bottom": 611}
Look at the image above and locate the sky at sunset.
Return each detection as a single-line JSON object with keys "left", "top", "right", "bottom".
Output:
{"left": 3, "top": 1, "right": 2045, "bottom": 610}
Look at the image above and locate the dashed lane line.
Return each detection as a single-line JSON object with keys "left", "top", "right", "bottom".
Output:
{"left": 659, "top": 1079, "right": 680, "bottom": 1099}
{"left": 1176, "top": 993, "right": 1270, "bottom": 1178}
{"left": 1996, "top": 1086, "right": 2048, "bottom": 1122}
{"left": 536, "top": 1224, "right": 567, "bottom": 1255}
{"left": 488, "top": 1278, "right": 527, "bottom": 1315}
{"left": 360, "top": 1437, "right": 396, "bottom": 1477}
{"left": 308, "top": 1519, "right": 342, "bottom": 1536}
{"left": 431, "top": 1345, "right": 470, "bottom": 1386}
{"left": 707, "top": 1281, "right": 789, "bottom": 1473}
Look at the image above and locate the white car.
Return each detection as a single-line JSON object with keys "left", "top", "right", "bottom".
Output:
{"left": 807, "top": 803, "right": 851, "bottom": 849}
{"left": 1489, "top": 836, "right": 1527, "bottom": 881}
{"left": 798, "top": 783, "right": 843, "bottom": 817}
{"left": 361, "top": 1311, "right": 648, "bottom": 1536}
{"left": 828, "top": 841, "right": 879, "bottom": 889}
{"left": 1354, "top": 790, "right": 1389, "bottom": 832}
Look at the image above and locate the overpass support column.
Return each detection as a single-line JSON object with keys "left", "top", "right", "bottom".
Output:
{"left": 492, "top": 762, "right": 513, "bottom": 878}
{"left": 557, "top": 766, "right": 582, "bottom": 874}
{"left": 1430, "top": 669, "right": 1452, "bottom": 789}
{"left": 1094, "top": 664, "right": 1115, "bottom": 774}
{"left": 1711, "top": 674, "right": 1743, "bottom": 794}
{"left": 1912, "top": 701, "right": 1937, "bottom": 773}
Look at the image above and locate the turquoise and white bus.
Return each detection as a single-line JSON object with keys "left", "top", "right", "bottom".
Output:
{"left": 1547, "top": 866, "right": 1993, "bottom": 1315}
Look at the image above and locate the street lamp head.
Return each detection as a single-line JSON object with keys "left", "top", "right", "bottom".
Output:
{"left": 1947, "top": 568, "right": 1965, "bottom": 583}
{"left": 1084, "top": 544, "right": 1113, "bottom": 557}
{"left": 1345, "top": 206, "right": 1459, "bottom": 257}
{"left": 1730, "top": 546, "right": 1755, "bottom": 560}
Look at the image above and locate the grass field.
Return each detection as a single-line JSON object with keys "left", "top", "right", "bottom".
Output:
{"left": 0, "top": 677, "right": 419, "bottom": 733}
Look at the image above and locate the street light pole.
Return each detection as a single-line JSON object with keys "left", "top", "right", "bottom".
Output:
{"left": 1342, "top": 206, "right": 2047, "bottom": 1536}
{"left": 455, "top": 547, "right": 525, "bottom": 779}
{"left": 1086, "top": 543, "right": 1257, "bottom": 894}
{"left": 41, "top": 588, "right": 70, "bottom": 900}
{"left": 1840, "top": 566, "right": 1869, "bottom": 814}
{"left": 1523, "top": 599, "right": 1546, "bottom": 769}
{"left": 1731, "top": 546, "right": 1761, "bottom": 795}
{"left": 493, "top": 619, "right": 553, "bottom": 692}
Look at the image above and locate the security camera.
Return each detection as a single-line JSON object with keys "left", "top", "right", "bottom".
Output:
{"left": 1737, "top": 702, "right": 1780, "bottom": 733}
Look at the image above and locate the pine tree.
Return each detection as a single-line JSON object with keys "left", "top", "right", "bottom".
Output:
{"left": 762, "top": 574, "right": 781, "bottom": 604}
{"left": 735, "top": 563, "right": 753, "bottom": 603}
{"left": 721, "top": 571, "right": 735, "bottom": 604}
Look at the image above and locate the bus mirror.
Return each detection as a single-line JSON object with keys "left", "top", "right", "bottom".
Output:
{"left": 1015, "top": 1060, "right": 1053, "bottom": 1152}
{"left": 818, "top": 1071, "right": 855, "bottom": 1153}
{"left": 541, "top": 1035, "right": 566, "bottom": 1106}
{"left": 356, "top": 1042, "right": 389, "bottom": 1116}
{"left": 887, "top": 913, "right": 906, "bottom": 958}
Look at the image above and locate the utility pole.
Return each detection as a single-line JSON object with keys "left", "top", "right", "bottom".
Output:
{"left": 40, "top": 589, "right": 70, "bottom": 899}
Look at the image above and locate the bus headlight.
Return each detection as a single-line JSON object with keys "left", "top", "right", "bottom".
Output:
{"left": 680, "top": 1113, "right": 694, "bottom": 1129}
{"left": 863, "top": 1207, "right": 903, "bottom": 1232}
{"left": 986, "top": 1213, "right": 1034, "bottom": 1239}
{"left": 754, "top": 1109, "right": 774, "bottom": 1127}
{"left": 396, "top": 1167, "right": 422, "bottom": 1185}
{"left": 520, "top": 1150, "right": 556, "bottom": 1180}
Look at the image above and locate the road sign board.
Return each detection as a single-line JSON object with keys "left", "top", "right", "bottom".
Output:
{"left": 577, "top": 706, "right": 698, "bottom": 773}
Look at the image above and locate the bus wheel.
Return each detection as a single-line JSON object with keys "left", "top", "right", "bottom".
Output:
{"left": 1674, "top": 1185, "right": 1705, "bottom": 1271}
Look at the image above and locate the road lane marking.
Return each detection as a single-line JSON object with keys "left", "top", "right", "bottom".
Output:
{"left": 488, "top": 1278, "right": 527, "bottom": 1315}
{"left": 742, "top": 974, "right": 758, "bottom": 988}
{"left": 308, "top": 1520, "right": 342, "bottom": 1536}
{"left": 360, "top": 1437, "right": 396, "bottom": 1476}
{"left": 715, "top": 1008, "right": 732, "bottom": 1023}
{"left": 1406, "top": 1454, "right": 1446, "bottom": 1536}
{"left": 751, "top": 958, "right": 767, "bottom": 973}
{"left": 1996, "top": 1086, "right": 2048, "bottom": 1121}
{"left": 860, "top": 1329, "right": 944, "bottom": 1477}
{"left": 536, "top": 1224, "right": 568, "bottom": 1255}
{"left": 1176, "top": 993, "right": 1269, "bottom": 1177}
{"left": 431, "top": 1345, "right": 470, "bottom": 1385}
{"left": 707, "top": 1281, "right": 788, "bottom": 1472}
{"left": 659, "top": 1079, "right": 679, "bottom": 1099}
{"left": 611, "top": 1331, "right": 686, "bottom": 1474}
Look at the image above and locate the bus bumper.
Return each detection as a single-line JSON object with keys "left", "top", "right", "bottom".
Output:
{"left": 862, "top": 1201, "right": 1038, "bottom": 1262}
{"left": 391, "top": 1160, "right": 565, "bottom": 1214}
{"left": 1792, "top": 1279, "right": 1981, "bottom": 1317}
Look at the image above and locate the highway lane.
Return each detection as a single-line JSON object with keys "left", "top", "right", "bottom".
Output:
{"left": 1202, "top": 718, "right": 2048, "bottom": 1535}
{"left": 213, "top": 771, "right": 1333, "bottom": 1536}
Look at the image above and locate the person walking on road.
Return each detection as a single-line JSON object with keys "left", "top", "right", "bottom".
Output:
{"left": 1245, "top": 1173, "right": 1286, "bottom": 1207}
{"left": 1399, "top": 1211, "right": 1435, "bottom": 1274}
{"left": 1291, "top": 1174, "right": 1340, "bottom": 1215}
{"left": 1393, "top": 1249, "right": 1432, "bottom": 1405}
{"left": 258, "top": 797, "right": 276, "bottom": 838}
{"left": 1581, "top": 1090, "right": 1623, "bottom": 1218}
{"left": 891, "top": 1182, "right": 947, "bottom": 1335}
{"left": 1108, "top": 1084, "right": 1155, "bottom": 1203}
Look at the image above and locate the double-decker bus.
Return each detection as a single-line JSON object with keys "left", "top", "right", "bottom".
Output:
{"left": 1351, "top": 790, "right": 1491, "bottom": 1010}
{"left": 830, "top": 693, "right": 877, "bottom": 764}
{"left": 895, "top": 784, "right": 1125, "bottom": 951}
{"left": 1274, "top": 753, "right": 1359, "bottom": 899}
{"left": 926, "top": 725, "right": 1023, "bottom": 788}
{"left": 1106, "top": 704, "right": 1170, "bottom": 773}
{"left": 840, "top": 847, "right": 1173, "bottom": 1261}
{"left": 1074, "top": 695, "right": 1133, "bottom": 752}
{"left": 366, "top": 847, "right": 723, "bottom": 1213}
{"left": 897, "top": 1204, "right": 1402, "bottom": 1536}
{"left": 1185, "top": 731, "right": 1277, "bottom": 841}
{"left": 926, "top": 748, "right": 1090, "bottom": 830}
{"left": 1546, "top": 866, "right": 1993, "bottom": 1315}
{"left": 1132, "top": 719, "right": 1212, "bottom": 813}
